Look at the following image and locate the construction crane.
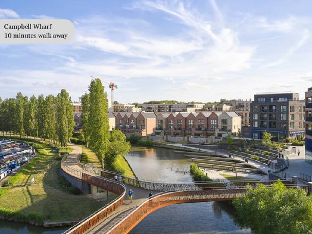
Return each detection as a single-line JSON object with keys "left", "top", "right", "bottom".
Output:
{"left": 90, "top": 76, "right": 118, "bottom": 107}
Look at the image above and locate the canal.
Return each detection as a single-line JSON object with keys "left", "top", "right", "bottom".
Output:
{"left": 126, "top": 146, "right": 250, "bottom": 234}
{"left": 0, "top": 146, "right": 250, "bottom": 233}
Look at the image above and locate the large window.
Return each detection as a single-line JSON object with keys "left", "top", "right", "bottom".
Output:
{"left": 269, "top": 113, "right": 276, "bottom": 120}
{"left": 290, "top": 114, "right": 295, "bottom": 121}
{"left": 177, "top": 119, "right": 182, "bottom": 124}
{"left": 253, "top": 113, "right": 258, "bottom": 120}
{"left": 260, "top": 121, "right": 267, "bottom": 128}
{"left": 210, "top": 119, "right": 217, "bottom": 130}
{"left": 269, "top": 105, "right": 276, "bottom": 112}
{"left": 281, "top": 106, "right": 287, "bottom": 113}
{"left": 260, "top": 106, "right": 268, "bottom": 112}
{"left": 221, "top": 119, "right": 228, "bottom": 125}
{"left": 253, "top": 106, "right": 258, "bottom": 112}
{"left": 258, "top": 98, "right": 266, "bottom": 102}
{"left": 260, "top": 113, "right": 268, "bottom": 120}
{"left": 198, "top": 119, "right": 204, "bottom": 124}
{"left": 269, "top": 121, "right": 276, "bottom": 128}
{"left": 253, "top": 121, "right": 258, "bottom": 127}
{"left": 281, "top": 114, "right": 287, "bottom": 121}
{"left": 290, "top": 122, "right": 295, "bottom": 129}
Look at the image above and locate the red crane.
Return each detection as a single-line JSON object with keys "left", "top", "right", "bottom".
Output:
{"left": 91, "top": 76, "right": 118, "bottom": 107}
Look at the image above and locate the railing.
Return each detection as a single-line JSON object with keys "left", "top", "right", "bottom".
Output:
{"left": 306, "top": 117, "right": 312, "bottom": 122}
{"left": 61, "top": 156, "right": 126, "bottom": 234}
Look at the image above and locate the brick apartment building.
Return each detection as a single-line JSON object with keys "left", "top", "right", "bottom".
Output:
{"left": 115, "top": 112, "right": 156, "bottom": 137}
{"left": 305, "top": 88, "right": 312, "bottom": 164}
{"left": 251, "top": 93, "right": 305, "bottom": 140}
{"left": 155, "top": 111, "right": 241, "bottom": 137}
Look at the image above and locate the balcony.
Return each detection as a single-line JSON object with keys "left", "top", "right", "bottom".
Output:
{"left": 307, "top": 117, "right": 312, "bottom": 122}
{"left": 307, "top": 103, "right": 312, "bottom": 109}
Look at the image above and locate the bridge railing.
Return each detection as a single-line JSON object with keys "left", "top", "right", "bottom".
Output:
{"left": 61, "top": 155, "right": 126, "bottom": 234}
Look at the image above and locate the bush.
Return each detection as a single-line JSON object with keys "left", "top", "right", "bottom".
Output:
{"left": 71, "top": 137, "right": 85, "bottom": 145}
{"left": 291, "top": 140, "right": 304, "bottom": 146}
{"left": 190, "top": 163, "right": 211, "bottom": 181}
{"left": 137, "top": 139, "right": 154, "bottom": 147}
{"left": 58, "top": 176, "right": 82, "bottom": 195}
{"left": 33, "top": 143, "right": 43, "bottom": 150}
{"left": 127, "top": 134, "right": 142, "bottom": 144}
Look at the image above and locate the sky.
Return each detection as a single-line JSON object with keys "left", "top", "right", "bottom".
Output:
{"left": 0, "top": 0, "right": 312, "bottom": 103}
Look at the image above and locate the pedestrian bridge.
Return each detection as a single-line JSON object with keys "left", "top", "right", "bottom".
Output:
{"left": 61, "top": 145, "right": 310, "bottom": 234}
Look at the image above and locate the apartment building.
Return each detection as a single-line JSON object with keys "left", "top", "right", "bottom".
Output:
{"left": 139, "top": 103, "right": 204, "bottom": 113}
{"left": 251, "top": 93, "right": 305, "bottom": 140}
{"left": 109, "top": 104, "right": 142, "bottom": 113}
{"left": 305, "top": 88, "right": 312, "bottom": 164}
{"left": 115, "top": 112, "right": 156, "bottom": 137}
{"left": 204, "top": 104, "right": 232, "bottom": 112}
{"left": 155, "top": 111, "right": 241, "bottom": 137}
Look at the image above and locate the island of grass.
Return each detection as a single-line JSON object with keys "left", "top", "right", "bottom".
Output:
{"left": 0, "top": 140, "right": 117, "bottom": 226}
{"left": 80, "top": 145, "right": 136, "bottom": 178}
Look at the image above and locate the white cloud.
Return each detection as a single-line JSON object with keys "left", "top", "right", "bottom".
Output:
{"left": 0, "top": 8, "right": 19, "bottom": 18}
{"left": 32, "top": 15, "right": 54, "bottom": 19}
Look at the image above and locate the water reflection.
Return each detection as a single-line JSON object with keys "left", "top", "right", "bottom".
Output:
{"left": 0, "top": 220, "right": 66, "bottom": 234}
{"left": 130, "top": 202, "right": 251, "bottom": 234}
{"left": 125, "top": 147, "right": 193, "bottom": 183}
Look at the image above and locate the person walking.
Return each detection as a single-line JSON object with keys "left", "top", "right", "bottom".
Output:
{"left": 298, "top": 149, "right": 301, "bottom": 157}
{"left": 149, "top": 191, "right": 153, "bottom": 199}
{"left": 114, "top": 175, "right": 118, "bottom": 181}
{"left": 128, "top": 189, "right": 133, "bottom": 203}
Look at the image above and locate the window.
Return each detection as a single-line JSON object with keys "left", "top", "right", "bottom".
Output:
{"left": 269, "top": 105, "right": 276, "bottom": 112}
{"left": 130, "top": 119, "right": 134, "bottom": 124}
{"left": 260, "top": 121, "right": 267, "bottom": 128}
{"left": 281, "top": 114, "right": 287, "bottom": 121}
{"left": 258, "top": 98, "right": 265, "bottom": 102}
{"left": 253, "top": 113, "right": 258, "bottom": 120}
{"left": 198, "top": 119, "right": 204, "bottom": 124}
{"left": 253, "top": 106, "right": 258, "bottom": 112}
{"left": 260, "top": 113, "right": 268, "bottom": 120}
{"left": 119, "top": 119, "right": 122, "bottom": 124}
{"left": 290, "top": 122, "right": 295, "bottom": 129}
{"left": 253, "top": 121, "right": 258, "bottom": 127}
{"left": 281, "top": 123, "right": 287, "bottom": 130}
{"left": 281, "top": 106, "right": 287, "bottom": 113}
{"left": 260, "top": 106, "right": 268, "bottom": 112}
{"left": 299, "top": 106, "right": 302, "bottom": 112}
{"left": 269, "top": 121, "right": 276, "bottom": 128}
{"left": 269, "top": 113, "right": 276, "bottom": 120}
{"left": 210, "top": 119, "right": 217, "bottom": 130}
{"left": 290, "top": 114, "right": 295, "bottom": 121}
{"left": 221, "top": 119, "right": 228, "bottom": 125}
{"left": 177, "top": 119, "right": 182, "bottom": 124}
{"left": 279, "top": 98, "right": 288, "bottom": 101}
{"left": 290, "top": 106, "right": 295, "bottom": 112}
{"left": 189, "top": 120, "right": 194, "bottom": 125}
{"left": 169, "top": 120, "right": 174, "bottom": 125}
{"left": 270, "top": 97, "right": 274, "bottom": 102}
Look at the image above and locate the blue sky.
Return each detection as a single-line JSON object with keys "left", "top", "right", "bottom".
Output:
{"left": 0, "top": 0, "right": 312, "bottom": 103}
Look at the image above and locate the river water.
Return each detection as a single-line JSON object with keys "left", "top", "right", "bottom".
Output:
{"left": 0, "top": 146, "right": 250, "bottom": 234}
{"left": 126, "top": 146, "right": 251, "bottom": 234}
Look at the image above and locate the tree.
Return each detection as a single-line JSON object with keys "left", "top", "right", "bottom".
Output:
{"left": 56, "top": 89, "right": 74, "bottom": 146}
{"left": 24, "top": 95, "right": 37, "bottom": 137}
{"left": 262, "top": 131, "right": 272, "bottom": 146}
{"left": 45, "top": 95, "right": 57, "bottom": 143}
{"left": 233, "top": 180, "right": 312, "bottom": 234}
{"left": 15, "top": 92, "right": 25, "bottom": 138}
{"left": 226, "top": 134, "right": 233, "bottom": 146}
{"left": 37, "top": 95, "right": 46, "bottom": 139}
{"left": 106, "top": 129, "right": 131, "bottom": 166}
{"left": 81, "top": 93, "right": 90, "bottom": 147}
{"left": 88, "top": 79, "right": 110, "bottom": 167}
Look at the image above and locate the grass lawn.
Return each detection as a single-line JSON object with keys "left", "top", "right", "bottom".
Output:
{"left": 221, "top": 174, "right": 258, "bottom": 182}
{"left": 81, "top": 146, "right": 136, "bottom": 179}
{"left": 81, "top": 146, "right": 102, "bottom": 168}
{"left": 0, "top": 143, "right": 117, "bottom": 225}
{"left": 112, "top": 155, "right": 135, "bottom": 178}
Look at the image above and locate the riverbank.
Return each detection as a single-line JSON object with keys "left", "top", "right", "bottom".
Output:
{"left": 0, "top": 139, "right": 117, "bottom": 226}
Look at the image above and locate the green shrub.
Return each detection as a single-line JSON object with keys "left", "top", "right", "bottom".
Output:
{"left": 291, "top": 140, "right": 304, "bottom": 146}
{"left": 190, "top": 163, "right": 211, "bottom": 181}
{"left": 71, "top": 137, "right": 85, "bottom": 145}
{"left": 127, "top": 134, "right": 142, "bottom": 144}
{"left": 33, "top": 143, "right": 43, "bottom": 150}
{"left": 137, "top": 139, "right": 154, "bottom": 147}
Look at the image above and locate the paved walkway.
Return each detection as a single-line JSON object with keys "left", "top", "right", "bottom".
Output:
{"left": 283, "top": 146, "right": 312, "bottom": 178}
{"left": 65, "top": 144, "right": 159, "bottom": 234}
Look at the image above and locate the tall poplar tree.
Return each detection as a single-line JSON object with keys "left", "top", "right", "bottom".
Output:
{"left": 56, "top": 89, "right": 74, "bottom": 146}
{"left": 37, "top": 95, "right": 46, "bottom": 139}
{"left": 88, "top": 79, "right": 110, "bottom": 167}
{"left": 15, "top": 92, "right": 25, "bottom": 138}
{"left": 45, "top": 95, "right": 57, "bottom": 143}
{"left": 81, "top": 93, "right": 90, "bottom": 147}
